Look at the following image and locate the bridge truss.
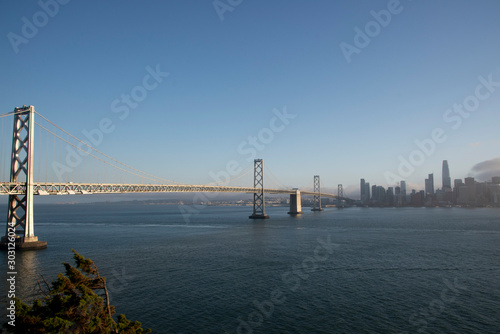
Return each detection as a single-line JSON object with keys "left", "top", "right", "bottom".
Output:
{"left": 0, "top": 182, "right": 336, "bottom": 198}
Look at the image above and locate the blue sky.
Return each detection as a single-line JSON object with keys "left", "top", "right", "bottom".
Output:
{"left": 1, "top": 0, "right": 500, "bottom": 197}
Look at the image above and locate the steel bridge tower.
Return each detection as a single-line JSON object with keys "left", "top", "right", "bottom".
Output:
{"left": 311, "top": 175, "right": 323, "bottom": 211}
{"left": 337, "top": 184, "right": 346, "bottom": 208}
{"left": 1, "top": 106, "right": 46, "bottom": 250}
{"left": 249, "top": 159, "right": 269, "bottom": 219}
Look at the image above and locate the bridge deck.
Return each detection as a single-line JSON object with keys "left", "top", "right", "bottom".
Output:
{"left": 0, "top": 182, "right": 338, "bottom": 198}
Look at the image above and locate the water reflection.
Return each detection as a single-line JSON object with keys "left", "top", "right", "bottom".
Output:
{"left": 17, "top": 250, "right": 44, "bottom": 303}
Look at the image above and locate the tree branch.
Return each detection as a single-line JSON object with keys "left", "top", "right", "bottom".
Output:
{"left": 93, "top": 263, "right": 118, "bottom": 334}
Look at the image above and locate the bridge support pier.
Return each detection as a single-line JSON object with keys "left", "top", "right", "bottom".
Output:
{"left": 287, "top": 190, "right": 303, "bottom": 215}
{"left": 249, "top": 159, "right": 269, "bottom": 219}
{"left": 1, "top": 106, "right": 46, "bottom": 250}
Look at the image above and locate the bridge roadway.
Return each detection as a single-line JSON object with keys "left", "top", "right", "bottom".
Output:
{"left": 0, "top": 182, "right": 339, "bottom": 198}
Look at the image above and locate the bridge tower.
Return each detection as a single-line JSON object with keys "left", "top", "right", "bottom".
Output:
{"left": 311, "top": 175, "right": 323, "bottom": 211}
{"left": 249, "top": 159, "right": 269, "bottom": 219}
{"left": 337, "top": 184, "right": 346, "bottom": 208}
{"left": 1, "top": 106, "right": 46, "bottom": 250}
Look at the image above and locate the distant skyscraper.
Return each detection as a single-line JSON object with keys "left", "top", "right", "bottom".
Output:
{"left": 442, "top": 160, "right": 451, "bottom": 189}
{"left": 376, "top": 186, "right": 386, "bottom": 203}
{"left": 454, "top": 179, "right": 464, "bottom": 203}
{"left": 365, "top": 183, "right": 370, "bottom": 203}
{"left": 387, "top": 187, "right": 394, "bottom": 206}
{"left": 425, "top": 173, "right": 434, "bottom": 196}
{"left": 360, "top": 179, "right": 366, "bottom": 202}
{"left": 400, "top": 181, "right": 407, "bottom": 204}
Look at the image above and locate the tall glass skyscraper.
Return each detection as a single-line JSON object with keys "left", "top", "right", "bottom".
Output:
{"left": 400, "top": 180, "right": 407, "bottom": 205}
{"left": 425, "top": 173, "right": 435, "bottom": 196}
{"left": 442, "top": 160, "right": 451, "bottom": 189}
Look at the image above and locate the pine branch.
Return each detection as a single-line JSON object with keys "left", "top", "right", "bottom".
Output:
{"left": 93, "top": 262, "right": 119, "bottom": 334}
{"left": 36, "top": 277, "right": 49, "bottom": 298}
{"left": 35, "top": 274, "right": 52, "bottom": 297}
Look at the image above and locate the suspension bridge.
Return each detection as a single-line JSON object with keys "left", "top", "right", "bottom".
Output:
{"left": 0, "top": 106, "right": 351, "bottom": 250}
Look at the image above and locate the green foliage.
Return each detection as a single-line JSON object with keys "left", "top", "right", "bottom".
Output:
{"left": 6, "top": 249, "right": 151, "bottom": 333}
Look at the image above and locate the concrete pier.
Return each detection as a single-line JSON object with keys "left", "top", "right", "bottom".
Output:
{"left": 249, "top": 214, "right": 270, "bottom": 219}
{"left": 288, "top": 190, "right": 303, "bottom": 215}
{"left": 0, "top": 236, "right": 47, "bottom": 250}
{"left": 311, "top": 207, "right": 324, "bottom": 212}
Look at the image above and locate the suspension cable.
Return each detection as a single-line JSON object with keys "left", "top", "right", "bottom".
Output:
{"left": 4, "top": 110, "right": 281, "bottom": 190}
{"left": 263, "top": 176, "right": 281, "bottom": 190}
{"left": 203, "top": 162, "right": 253, "bottom": 186}
{"left": 0, "top": 110, "right": 29, "bottom": 118}
{"left": 227, "top": 164, "right": 254, "bottom": 185}
{"left": 264, "top": 165, "right": 289, "bottom": 189}
{"left": 35, "top": 112, "right": 182, "bottom": 184}
{"left": 36, "top": 122, "right": 173, "bottom": 184}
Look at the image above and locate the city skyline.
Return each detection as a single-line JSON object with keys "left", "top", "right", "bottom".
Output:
{"left": 360, "top": 159, "right": 500, "bottom": 205}
{"left": 1, "top": 1, "right": 499, "bottom": 193}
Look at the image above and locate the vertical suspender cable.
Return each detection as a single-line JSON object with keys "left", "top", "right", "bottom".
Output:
{"left": 0, "top": 118, "right": 5, "bottom": 181}
{"left": 52, "top": 134, "right": 55, "bottom": 182}
{"left": 45, "top": 128, "right": 48, "bottom": 183}
{"left": 77, "top": 142, "right": 80, "bottom": 183}
{"left": 36, "top": 125, "right": 40, "bottom": 182}
{"left": 60, "top": 134, "right": 63, "bottom": 182}
{"left": 0, "top": 118, "right": 4, "bottom": 181}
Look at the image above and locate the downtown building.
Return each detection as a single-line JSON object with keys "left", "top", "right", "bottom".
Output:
{"left": 360, "top": 178, "right": 370, "bottom": 204}
{"left": 425, "top": 173, "right": 434, "bottom": 200}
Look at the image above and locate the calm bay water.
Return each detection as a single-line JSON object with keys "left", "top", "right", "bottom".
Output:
{"left": 1, "top": 204, "right": 500, "bottom": 333}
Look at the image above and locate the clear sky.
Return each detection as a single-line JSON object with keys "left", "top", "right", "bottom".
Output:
{"left": 1, "top": 0, "right": 500, "bottom": 197}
